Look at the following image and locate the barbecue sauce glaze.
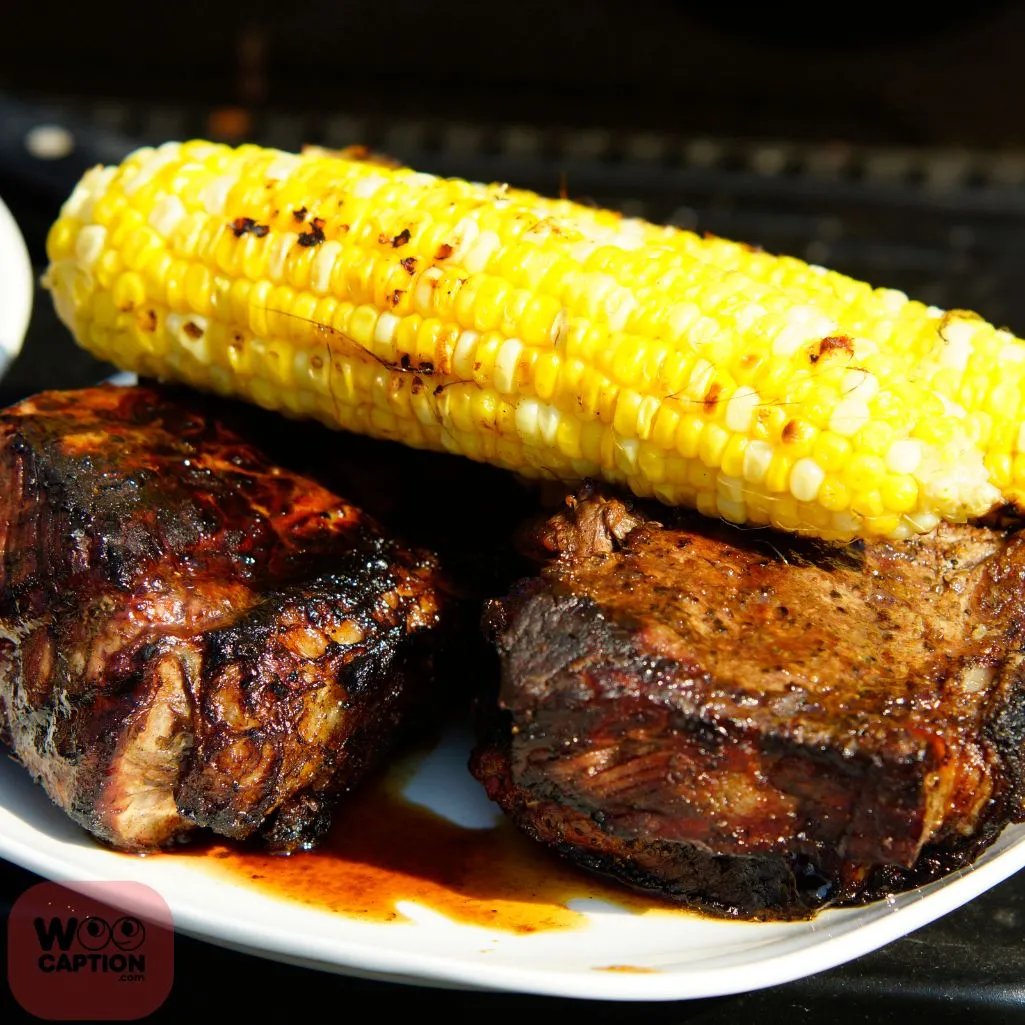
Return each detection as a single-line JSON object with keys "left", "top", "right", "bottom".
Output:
{"left": 178, "top": 738, "right": 680, "bottom": 934}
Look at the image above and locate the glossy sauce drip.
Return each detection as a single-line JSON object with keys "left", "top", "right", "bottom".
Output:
{"left": 179, "top": 754, "right": 683, "bottom": 934}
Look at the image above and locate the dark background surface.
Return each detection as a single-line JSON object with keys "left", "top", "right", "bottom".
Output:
{"left": 3, "top": 0, "right": 1025, "bottom": 148}
{"left": 2, "top": 2, "right": 1025, "bottom": 1019}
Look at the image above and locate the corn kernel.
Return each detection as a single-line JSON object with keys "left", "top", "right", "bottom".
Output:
{"left": 765, "top": 452, "right": 792, "bottom": 495}
{"left": 773, "top": 497, "right": 801, "bottom": 530}
{"left": 519, "top": 293, "right": 563, "bottom": 347}
{"left": 844, "top": 453, "right": 887, "bottom": 494}
{"left": 851, "top": 489, "right": 885, "bottom": 518}
{"left": 854, "top": 419, "right": 895, "bottom": 458}
{"left": 863, "top": 513, "right": 900, "bottom": 537}
{"left": 673, "top": 415, "right": 703, "bottom": 460}
{"left": 650, "top": 403, "right": 681, "bottom": 451}
{"left": 111, "top": 272, "right": 146, "bottom": 313}
{"left": 790, "top": 458, "right": 825, "bottom": 503}
{"left": 698, "top": 422, "right": 730, "bottom": 469}
{"left": 818, "top": 477, "right": 850, "bottom": 512}
{"left": 811, "top": 432, "right": 853, "bottom": 473}
{"left": 720, "top": 434, "right": 748, "bottom": 479}
{"left": 881, "top": 474, "right": 919, "bottom": 513}
{"left": 613, "top": 389, "right": 644, "bottom": 438}
{"left": 695, "top": 492, "right": 718, "bottom": 518}
{"left": 986, "top": 451, "right": 1013, "bottom": 490}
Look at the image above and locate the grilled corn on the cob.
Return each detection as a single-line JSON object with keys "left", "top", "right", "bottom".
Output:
{"left": 44, "top": 140, "right": 1022, "bottom": 541}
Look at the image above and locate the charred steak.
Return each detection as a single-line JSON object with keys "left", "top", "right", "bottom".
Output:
{"left": 0, "top": 384, "right": 444, "bottom": 852}
{"left": 471, "top": 487, "right": 1025, "bottom": 918}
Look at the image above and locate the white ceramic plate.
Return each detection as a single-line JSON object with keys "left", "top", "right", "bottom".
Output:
{"left": 3, "top": 719, "right": 1025, "bottom": 1002}
{"left": 0, "top": 216, "right": 1022, "bottom": 999}
{"left": 0, "top": 192, "right": 32, "bottom": 373}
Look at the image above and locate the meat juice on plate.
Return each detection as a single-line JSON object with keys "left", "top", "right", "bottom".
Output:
{"left": 174, "top": 724, "right": 684, "bottom": 934}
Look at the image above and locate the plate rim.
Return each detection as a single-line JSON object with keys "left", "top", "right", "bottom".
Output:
{"left": 0, "top": 191, "right": 33, "bottom": 371}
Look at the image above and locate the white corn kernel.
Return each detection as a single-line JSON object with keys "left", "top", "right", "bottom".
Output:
{"left": 841, "top": 369, "right": 879, "bottom": 400}
{"left": 122, "top": 147, "right": 177, "bottom": 195}
{"left": 725, "top": 386, "right": 759, "bottom": 433}
{"left": 743, "top": 440, "right": 774, "bottom": 483}
{"left": 606, "top": 290, "right": 637, "bottom": 332}
{"left": 452, "top": 330, "right": 480, "bottom": 378}
{"left": 934, "top": 315, "right": 977, "bottom": 372}
{"left": 537, "top": 402, "right": 560, "bottom": 446}
{"left": 413, "top": 267, "right": 443, "bottom": 313}
{"left": 514, "top": 397, "right": 540, "bottom": 437}
{"left": 445, "top": 217, "right": 480, "bottom": 263}
{"left": 267, "top": 233, "right": 296, "bottom": 283}
{"left": 74, "top": 225, "right": 107, "bottom": 271}
{"left": 199, "top": 174, "right": 235, "bottom": 217}
{"left": 265, "top": 153, "right": 302, "bottom": 183}
{"left": 310, "top": 240, "right": 343, "bottom": 294}
{"left": 685, "top": 359, "right": 715, "bottom": 401}
{"left": 494, "top": 337, "right": 524, "bottom": 394}
{"left": 373, "top": 311, "right": 400, "bottom": 347}
{"left": 63, "top": 165, "right": 116, "bottom": 220}
{"left": 462, "top": 230, "right": 502, "bottom": 274}
{"left": 716, "top": 495, "right": 747, "bottom": 523}
{"left": 829, "top": 395, "right": 870, "bottom": 437}
{"left": 717, "top": 473, "right": 745, "bottom": 504}
{"left": 886, "top": 439, "right": 923, "bottom": 474}
{"left": 790, "top": 458, "right": 825, "bottom": 502}
{"left": 147, "top": 195, "right": 187, "bottom": 237}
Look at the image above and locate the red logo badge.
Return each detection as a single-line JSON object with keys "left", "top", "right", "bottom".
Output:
{"left": 8, "top": 880, "right": 173, "bottom": 1020}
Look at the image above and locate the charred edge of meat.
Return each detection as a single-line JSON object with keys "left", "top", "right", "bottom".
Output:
{"left": 984, "top": 659, "right": 1025, "bottom": 822}
{"left": 471, "top": 684, "right": 1018, "bottom": 919}
{"left": 469, "top": 734, "right": 830, "bottom": 920}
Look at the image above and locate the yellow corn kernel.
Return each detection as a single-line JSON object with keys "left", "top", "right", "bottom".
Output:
{"left": 844, "top": 453, "right": 887, "bottom": 495}
{"left": 720, "top": 434, "right": 748, "bottom": 479}
{"left": 881, "top": 474, "right": 919, "bottom": 514}
{"left": 765, "top": 452, "right": 793, "bottom": 495}
{"left": 818, "top": 477, "right": 850, "bottom": 512}
{"left": 812, "top": 431, "right": 853, "bottom": 473}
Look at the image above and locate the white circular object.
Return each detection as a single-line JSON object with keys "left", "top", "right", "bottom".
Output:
{"left": 24, "top": 124, "right": 75, "bottom": 161}
{"left": 0, "top": 193, "right": 32, "bottom": 376}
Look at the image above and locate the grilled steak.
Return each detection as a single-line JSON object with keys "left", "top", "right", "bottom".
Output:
{"left": 471, "top": 486, "right": 1025, "bottom": 918}
{"left": 0, "top": 384, "right": 446, "bottom": 852}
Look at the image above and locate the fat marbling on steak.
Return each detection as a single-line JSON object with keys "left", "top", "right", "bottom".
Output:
{"left": 471, "top": 486, "right": 1025, "bottom": 918}
{"left": 0, "top": 384, "right": 445, "bottom": 852}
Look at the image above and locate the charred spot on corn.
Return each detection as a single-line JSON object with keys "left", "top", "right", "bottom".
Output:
{"left": 379, "top": 228, "right": 412, "bottom": 248}
{"left": 810, "top": 335, "right": 855, "bottom": 364}
{"left": 297, "top": 218, "right": 326, "bottom": 247}
{"left": 398, "top": 355, "right": 434, "bottom": 376}
{"left": 230, "top": 217, "right": 269, "bottom": 238}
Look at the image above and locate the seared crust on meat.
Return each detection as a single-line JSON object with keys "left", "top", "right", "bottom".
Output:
{"left": 471, "top": 485, "right": 1025, "bottom": 918}
{"left": 0, "top": 384, "right": 444, "bottom": 852}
